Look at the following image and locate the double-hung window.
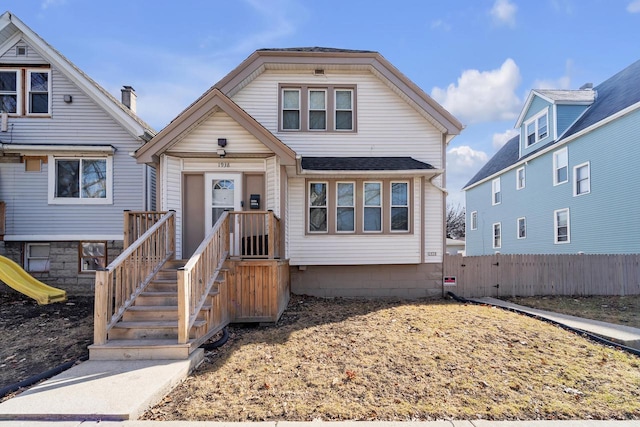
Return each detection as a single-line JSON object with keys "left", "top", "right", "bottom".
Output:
{"left": 49, "top": 156, "right": 113, "bottom": 204}
{"left": 516, "top": 167, "right": 525, "bottom": 190}
{"left": 470, "top": 211, "right": 478, "bottom": 231}
{"left": 390, "top": 182, "right": 409, "bottom": 231}
{"left": 0, "top": 70, "right": 19, "bottom": 113}
{"left": 574, "top": 162, "right": 590, "bottom": 196}
{"left": 309, "top": 89, "right": 326, "bottom": 130}
{"left": 492, "top": 178, "right": 501, "bottom": 205}
{"left": 308, "top": 182, "right": 328, "bottom": 232}
{"left": 335, "top": 89, "right": 353, "bottom": 130}
{"left": 280, "top": 85, "right": 356, "bottom": 132}
{"left": 363, "top": 182, "right": 382, "bottom": 232}
{"left": 282, "top": 89, "right": 301, "bottom": 130}
{"left": 517, "top": 217, "right": 526, "bottom": 239}
{"left": 524, "top": 109, "right": 549, "bottom": 147}
{"left": 0, "top": 68, "right": 51, "bottom": 115}
{"left": 493, "top": 223, "right": 501, "bottom": 249}
{"left": 553, "top": 148, "right": 568, "bottom": 185}
{"left": 554, "top": 208, "right": 570, "bottom": 244}
{"left": 27, "top": 70, "right": 51, "bottom": 114}
{"left": 336, "top": 182, "right": 355, "bottom": 232}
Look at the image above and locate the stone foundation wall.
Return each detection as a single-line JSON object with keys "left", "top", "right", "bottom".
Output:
{"left": 290, "top": 263, "right": 444, "bottom": 299}
{"left": 0, "top": 240, "right": 124, "bottom": 297}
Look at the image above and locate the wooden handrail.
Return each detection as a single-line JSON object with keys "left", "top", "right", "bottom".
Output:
{"left": 94, "top": 210, "right": 176, "bottom": 345}
{"left": 123, "top": 211, "right": 168, "bottom": 249}
{"left": 228, "top": 211, "right": 281, "bottom": 259}
{"left": 177, "top": 212, "right": 230, "bottom": 344}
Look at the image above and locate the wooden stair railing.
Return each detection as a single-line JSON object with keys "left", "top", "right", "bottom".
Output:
{"left": 229, "top": 211, "right": 281, "bottom": 259}
{"left": 94, "top": 210, "right": 176, "bottom": 346}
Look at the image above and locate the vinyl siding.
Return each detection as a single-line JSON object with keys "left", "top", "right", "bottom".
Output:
{"left": 0, "top": 38, "right": 45, "bottom": 64}
{"left": 556, "top": 104, "right": 589, "bottom": 136}
{"left": 0, "top": 68, "right": 147, "bottom": 239}
{"left": 520, "top": 96, "right": 553, "bottom": 157}
{"left": 265, "top": 156, "right": 279, "bottom": 215}
{"left": 466, "top": 107, "right": 640, "bottom": 255}
{"left": 162, "top": 155, "right": 183, "bottom": 256}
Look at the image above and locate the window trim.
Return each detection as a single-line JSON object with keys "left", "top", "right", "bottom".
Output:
{"left": 25, "top": 242, "right": 50, "bottom": 272}
{"left": 279, "top": 84, "right": 357, "bottom": 132}
{"left": 26, "top": 69, "right": 51, "bottom": 116}
{"left": 524, "top": 108, "right": 549, "bottom": 147}
{"left": 79, "top": 241, "right": 107, "bottom": 273}
{"left": 517, "top": 217, "right": 526, "bottom": 239}
{"left": 493, "top": 222, "right": 501, "bottom": 249}
{"left": 334, "top": 88, "right": 354, "bottom": 131}
{"left": 554, "top": 208, "right": 570, "bottom": 244}
{"left": 516, "top": 167, "right": 525, "bottom": 190}
{"left": 281, "top": 88, "right": 301, "bottom": 131}
{"left": 553, "top": 147, "right": 568, "bottom": 186}
{"left": 492, "top": 178, "right": 501, "bottom": 205}
{"left": 573, "top": 161, "right": 590, "bottom": 196}
{"left": 47, "top": 155, "right": 113, "bottom": 205}
{"left": 363, "top": 181, "right": 383, "bottom": 233}
{"left": 308, "top": 181, "right": 328, "bottom": 234}
{"left": 470, "top": 211, "right": 478, "bottom": 231}
{"left": 308, "top": 88, "right": 327, "bottom": 131}
{"left": 335, "top": 181, "right": 355, "bottom": 233}
{"left": 390, "top": 180, "right": 410, "bottom": 232}
{"left": 0, "top": 68, "right": 22, "bottom": 115}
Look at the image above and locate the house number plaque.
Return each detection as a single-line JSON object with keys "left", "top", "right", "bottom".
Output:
{"left": 218, "top": 162, "right": 230, "bottom": 168}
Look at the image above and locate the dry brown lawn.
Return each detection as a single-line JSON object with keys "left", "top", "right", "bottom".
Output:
{"left": 143, "top": 295, "right": 640, "bottom": 422}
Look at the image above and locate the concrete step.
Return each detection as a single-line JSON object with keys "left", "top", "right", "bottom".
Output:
{"left": 88, "top": 339, "right": 194, "bottom": 360}
{"left": 108, "top": 319, "right": 207, "bottom": 340}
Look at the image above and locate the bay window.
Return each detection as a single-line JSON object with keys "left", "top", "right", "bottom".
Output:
{"left": 363, "top": 182, "right": 382, "bottom": 232}
{"left": 336, "top": 182, "right": 355, "bottom": 232}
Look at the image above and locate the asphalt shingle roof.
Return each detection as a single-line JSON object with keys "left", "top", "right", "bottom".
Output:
{"left": 301, "top": 157, "right": 435, "bottom": 171}
{"left": 464, "top": 58, "right": 640, "bottom": 189}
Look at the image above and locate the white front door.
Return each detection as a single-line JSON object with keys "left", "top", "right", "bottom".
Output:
{"left": 205, "top": 173, "right": 242, "bottom": 253}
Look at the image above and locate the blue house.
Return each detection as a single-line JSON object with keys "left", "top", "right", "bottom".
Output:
{"left": 464, "top": 59, "right": 640, "bottom": 255}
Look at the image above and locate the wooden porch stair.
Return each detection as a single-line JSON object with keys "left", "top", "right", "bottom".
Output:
{"left": 89, "top": 260, "right": 228, "bottom": 360}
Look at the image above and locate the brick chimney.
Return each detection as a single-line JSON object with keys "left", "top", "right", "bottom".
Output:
{"left": 121, "top": 86, "right": 137, "bottom": 113}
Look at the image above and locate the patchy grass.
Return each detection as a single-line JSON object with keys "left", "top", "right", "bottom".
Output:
{"left": 506, "top": 296, "right": 640, "bottom": 329}
{"left": 143, "top": 295, "right": 640, "bottom": 421}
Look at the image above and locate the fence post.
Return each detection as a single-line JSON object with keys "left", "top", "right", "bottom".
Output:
{"left": 93, "top": 269, "right": 109, "bottom": 346}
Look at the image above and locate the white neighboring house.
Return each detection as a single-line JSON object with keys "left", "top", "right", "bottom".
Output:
{"left": 0, "top": 11, "right": 155, "bottom": 295}
{"left": 136, "top": 47, "right": 463, "bottom": 298}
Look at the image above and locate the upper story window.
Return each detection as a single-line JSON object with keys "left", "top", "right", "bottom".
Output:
{"left": 553, "top": 147, "right": 568, "bottom": 185}
{"left": 48, "top": 155, "right": 113, "bottom": 205}
{"left": 524, "top": 109, "right": 549, "bottom": 147}
{"left": 492, "top": 178, "right": 501, "bottom": 205}
{"left": 516, "top": 167, "right": 525, "bottom": 190}
{"left": 554, "top": 208, "right": 570, "bottom": 244}
{"left": 574, "top": 162, "right": 590, "bottom": 196}
{"left": 0, "top": 68, "right": 51, "bottom": 116}
{"left": 280, "top": 84, "right": 356, "bottom": 132}
{"left": 470, "top": 211, "right": 478, "bottom": 230}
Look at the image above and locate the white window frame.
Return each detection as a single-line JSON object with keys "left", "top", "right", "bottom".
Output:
{"left": 335, "top": 181, "right": 355, "bottom": 233}
{"left": 363, "top": 181, "right": 383, "bottom": 233}
{"left": 524, "top": 108, "right": 549, "bottom": 147}
{"left": 26, "top": 69, "right": 52, "bottom": 115}
{"left": 516, "top": 167, "right": 525, "bottom": 190}
{"left": 493, "top": 222, "right": 501, "bottom": 249}
{"left": 308, "top": 181, "right": 328, "bottom": 233}
{"left": 25, "top": 243, "right": 50, "bottom": 272}
{"left": 47, "top": 155, "right": 113, "bottom": 205}
{"left": 308, "top": 89, "right": 327, "bottom": 131}
{"left": 281, "top": 88, "right": 301, "bottom": 131}
{"left": 553, "top": 147, "right": 568, "bottom": 186}
{"left": 470, "top": 211, "right": 478, "bottom": 231}
{"left": 554, "top": 208, "right": 570, "bottom": 244}
{"left": 390, "top": 181, "right": 409, "bottom": 232}
{"left": 79, "top": 241, "right": 107, "bottom": 273}
{"left": 334, "top": 89, "right": 353, "bottom": 131}
{"left": 492, "top": 178, "right": 501, "bottom": 205}
{"left": 517, "top": 217, "right": 526, "bottom": 239}
{"left": 0, "top": 68, "right": 22, "bottom": 114}
{"left": 573, "top": 162, "right": 590, "bottom": 196}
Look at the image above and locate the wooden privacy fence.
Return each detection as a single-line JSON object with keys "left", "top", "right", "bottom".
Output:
{"left": 444, "top": 254, "right": 640, "bottom": 298}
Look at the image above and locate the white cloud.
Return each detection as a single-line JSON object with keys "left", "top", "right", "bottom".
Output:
{"left": 492, "top": 129, "right": 519, "bottom": 150}
{"left": 41, "top": 0, "right": 66, "bottom": 9}
{"left": 430, "top": 19, "right": 452, "bottom": 32}
{"left": 446, "top": 145, "right": 489, "bottom": 206}
{"left": 490, "top": 0, "right": 517, "bottom": 27}
{"left": 532, "top": 59, "right": 573, "bottom": 90}
{"left": 628, "top": 0, "right": 640, "bottom": 13}
{"left": 431, "top": 58, "right": 522, "bottom": 124}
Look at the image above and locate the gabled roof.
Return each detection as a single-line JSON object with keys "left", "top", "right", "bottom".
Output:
{"left": 465, "top": 58, "right": 640, "bottom": 190}
{"left": 515, "top": 89, "right": 595, "bottom": 127}
{"left": 0, "top": 11, "right": 154, "bottom": 139}
{"left": 180, "top": 47, "right": 463, "bottom": 137}
{"left": 135, "top": 88, "right": 296, "bottom": 165}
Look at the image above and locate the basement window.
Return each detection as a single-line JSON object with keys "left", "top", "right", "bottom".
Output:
{"left": 79, "top": 241, "right": 107, "bottom": 272}
{"left": 25, "top": 243, "right": 50, "bottom": 272}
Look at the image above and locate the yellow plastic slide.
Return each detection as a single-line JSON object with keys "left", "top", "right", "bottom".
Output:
{"left": 0, "top": 255, "right": 67, "bottom": 305}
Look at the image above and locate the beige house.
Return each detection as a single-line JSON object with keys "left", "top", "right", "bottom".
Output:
{"left": 137, "top": 48, "right": 462, "bottom": 298}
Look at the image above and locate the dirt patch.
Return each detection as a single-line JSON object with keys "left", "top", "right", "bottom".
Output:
{"left": 143, "top": 295, "right": 640, "bottom": 421}
{"left": 0, "top": 287, "right": 93, "bottom": 397}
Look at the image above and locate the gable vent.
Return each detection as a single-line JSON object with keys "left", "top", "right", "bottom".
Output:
{"left": 313, "top": 69, "right": 325, "bottom": 76}
{"left": 15, "top": 46, "right": 26, "bottom": 56}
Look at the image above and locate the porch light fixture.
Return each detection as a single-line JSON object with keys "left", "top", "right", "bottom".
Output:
{"left": 217, "top": 138, "right": 227, "bottom": 147}
{"left": 217, "top": 148, "right": 226, "bottom": 157}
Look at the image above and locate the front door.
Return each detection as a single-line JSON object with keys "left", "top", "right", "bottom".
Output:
{"left": 205, "top": 173, "right": 242, "bottom": 254}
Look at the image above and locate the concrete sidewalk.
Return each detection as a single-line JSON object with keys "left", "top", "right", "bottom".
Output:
{"left": 474, "top": 297, "right": 640, "bottom": 350}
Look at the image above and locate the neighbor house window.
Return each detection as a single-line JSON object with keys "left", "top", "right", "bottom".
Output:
{"left": 80, "top": 241, "right": 107, "bottom": 272}
{"left": 493, "top": 223, "right": 501, "bottom": 249}
{"left": 492, "top": 178, "right": 501, "bottom": 205}
{"left": 309, "top": 89, "right": 326, "bottom": 130}
{"left": 309, "top": 182, "right": 328, "bottom": 232}
{"left": 364, "top": 182, "right": 382, "bottom": 232}
{"left": 336, "top": 182, "right": 355, "bottom": 232}
{"left": 335, "top": 89, "right": 353, "bottom": 130}
{"left": 516, "top": 167, "right": 525, "bottom": 190}
{"left": 280, "top": 84, "right": 356, "bottom": 132}
{"left": 470, "top": 211, "right": 478, "bottom": 231}
{"left": 390, "top": 181, "right": 409, "bottom": 231}
{"left": 517, "top": 217, "right": 526, "bottom": 239}
{"left": 27, "top": 70, "right": 51, "bottom": 114}
{"left": 554, "top": 208, "right": 570, "bottom": 244}
{"left": 553, "top": 148, "right": 568, "bottom": 185}
{"left": 25, "top": 243, "right": 50, "bottom": 272}
{"left": 0, "top": 70, "right": 19, "bottom": 113}
{"left": 282, "top": 89, "right": 301, "bottom": 130}
{"left": 574, "top": 162, "right": 590, "bottom": 196}
{"left": 48, "top": 156, "right": 113, "bottom": 204}
{"left": 525, "top": 109, "right": 549, "bottom": 147}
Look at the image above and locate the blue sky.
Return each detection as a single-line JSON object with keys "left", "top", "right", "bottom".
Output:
{"left": 4, "top": 0, "right": 640, "bottom": 206}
